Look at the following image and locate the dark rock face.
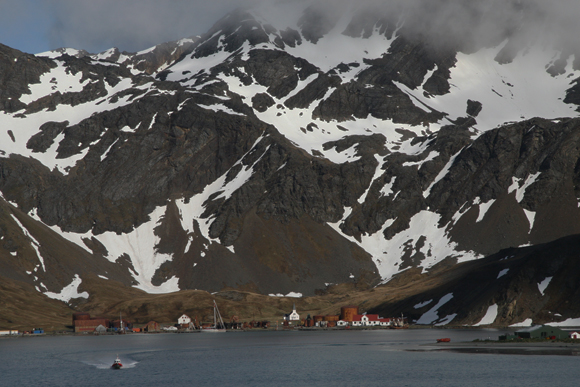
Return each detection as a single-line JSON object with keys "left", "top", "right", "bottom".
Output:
{"left": 466, "top": 100, "right": 482, "bottom": 117}
{"left": 310, "top": 35, "right": 455, "bottom": 124}
{"left": 370, "top": 234, "right": 580, "bottom": 326}
{"left": 242, "top": 50, "right": 318, "bottom": 98}
{"left": 153, "top": 204, "right": 379, "bottom": 295}
{"left": 252, "top": 93, "right": 275, "bottom": 112}
{"left": 0, "top": 44, "right": 55, "bottom": 113}
{"left": 123, "top": 39, "right": 198, "bottom": 75}
{"left": 2, "top": 95, "right": 266, "bottom": 235}
{"left": 433, "top": 118, "right": 580, "bottom": 250}
{"left": 565, "top": 80, "right": 580, "bottom": 110}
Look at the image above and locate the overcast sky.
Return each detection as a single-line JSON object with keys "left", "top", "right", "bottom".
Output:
{"left": 1, "top": 0, "right": 580, "bottom": 55}
{"left": 0, "top": 0, "right": 259, "bottom": 54}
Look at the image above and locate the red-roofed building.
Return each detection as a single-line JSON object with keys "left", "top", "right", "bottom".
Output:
{"left": 349, "top": 314, "right": 391, "bottom": 327}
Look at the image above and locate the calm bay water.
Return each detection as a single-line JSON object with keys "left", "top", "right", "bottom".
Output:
{"left": 1, "top": 329, "right": 579, "bottom": 386}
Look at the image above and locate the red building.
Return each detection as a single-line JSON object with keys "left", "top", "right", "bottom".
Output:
{"left": 74, "top": 318, "right": 110, "bottom": 333}
{"left": 72, "top": 312, "right": 117, "bottom": 333}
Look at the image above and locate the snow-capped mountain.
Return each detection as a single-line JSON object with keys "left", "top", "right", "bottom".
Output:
{"left": 2, "top": 1, "right": 580, "bottom": 325}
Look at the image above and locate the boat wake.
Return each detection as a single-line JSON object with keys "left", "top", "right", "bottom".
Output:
{"left": 81, "top": 355, "right": 138, "bottom": 369}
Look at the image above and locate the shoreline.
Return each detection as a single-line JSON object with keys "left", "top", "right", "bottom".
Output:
{"left": 5, "top": 328, "right": 580, "bottom": 356}
{"left": 418, "top": 340, "right": 580, "bottom": 356}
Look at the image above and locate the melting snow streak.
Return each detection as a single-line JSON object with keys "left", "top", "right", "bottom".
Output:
{"left": 538, "top": 276, "right": 552, "bottom": 296}
{"left": 10, "top": 214, "right": 45, "bottom": 271}
{"left": 416, "top": 293, "right": 454, "bottom": 324}
{"left": 474, "top": 304, "right": 498, "bottom": 326}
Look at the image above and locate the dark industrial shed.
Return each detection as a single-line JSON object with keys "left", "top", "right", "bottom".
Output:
{"left": 506, "top": 325, "right": 569, "bottom": 340}
{"left": 500, "top": 325, "right": 570, "bottom": 340}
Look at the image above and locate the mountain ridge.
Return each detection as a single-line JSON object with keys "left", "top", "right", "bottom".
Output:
{"left": 2, "top": 1, "right": 580, "bottom": 327}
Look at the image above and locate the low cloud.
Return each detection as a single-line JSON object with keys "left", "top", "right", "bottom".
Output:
{"left": 41, "top": 0, "right": 580, "bottom": 54}
{"left": 346, "top": 0, "right": 580, "bottom": 52}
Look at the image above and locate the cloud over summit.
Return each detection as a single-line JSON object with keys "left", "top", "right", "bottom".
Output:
{"left": 33, "top": 0, "right": 580, "bottom": 54}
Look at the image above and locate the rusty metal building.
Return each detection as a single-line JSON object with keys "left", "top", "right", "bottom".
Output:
{"left": 143, "top": 321, "right": 160, "bottom": 332}
{"left": 74, "top": 319, "right": 110, "bottom": 333}
{"left": 340, "top": 306, "right": 359, "bottom": 322}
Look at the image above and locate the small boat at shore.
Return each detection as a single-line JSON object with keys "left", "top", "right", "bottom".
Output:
{"left": 201, "top": 300, "right": 226, "bottom": 333}
{"left": 437, "top": 338, "right": 451, "bottom": 343}
{"left": 111, "top": 355, "right": 123, "bottom": 369}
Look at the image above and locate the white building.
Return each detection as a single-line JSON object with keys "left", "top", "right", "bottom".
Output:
{"left": 284, "top": 304, "right": 300, "bottom": 321}
{"left": 350, "top": 314, "right": 391, "bottom": 327}
{"left": 570, "top": 331, "right": 580, "bottom": 339}
{"left": 178, "top": 314, "right": 191, "bottom": 325}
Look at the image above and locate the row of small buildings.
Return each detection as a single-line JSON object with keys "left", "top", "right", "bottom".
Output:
{"left": 284, "top": 305, "right": 408, "bottom": 328}
{"left": 72, "top": 312, "right": 160, "bottom": 333}
{"left": 0, "top": 330, "right": 21, "bottom": 336}
{"left": 0, "top": 328, "right": 44, "bottom": 336}
{"left": 72, "top": 305, "right": 402, "bottom": 334}
{"left": 72, "top": 312, "right": 240, "bottom": 333}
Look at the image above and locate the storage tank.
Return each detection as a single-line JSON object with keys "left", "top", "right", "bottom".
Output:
{"left": 72, "top": 312, "right": 91, "bottom": 321}
{"left": 313, "top": 315, "right": 325, "bottom": 323}
{"left": 325, "top": 315, "right": 339, "bottom": 322}
{"left": 340, "top": 306, "right": 359, "bottom": 322}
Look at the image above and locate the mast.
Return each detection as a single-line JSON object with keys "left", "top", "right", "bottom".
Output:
{"left": 213, "top": 302, "right": 217, "bottom": 328}
{"left": 214, "top": 300, "right": 225, "bottom": 329}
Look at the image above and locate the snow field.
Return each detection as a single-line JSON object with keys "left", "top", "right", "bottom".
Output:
{"left": 399, "top": 41, "right": 580, "bottom": 131}
{"left": 268, "top": 292, "right": 303, "bottom": 298}
{"left": 44, "top": 274, "right": 89, "bottom": 303}
{"left": 0, "top": 64, "right": 151, "bottom": 174}
{"left": 92, "top": 205, "right": 180, "bottom": 293}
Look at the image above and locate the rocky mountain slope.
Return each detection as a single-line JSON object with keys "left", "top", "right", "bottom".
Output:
{"left": 2, "top": 1, "right": 580, "bottom": 327}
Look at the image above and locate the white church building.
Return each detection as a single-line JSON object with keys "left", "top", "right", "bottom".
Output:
{"left": 284, "top": 304, "right": 300, "bottom": 321}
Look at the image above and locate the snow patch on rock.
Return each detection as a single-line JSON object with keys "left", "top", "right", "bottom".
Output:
{"left": 416, "top": 293, "right": 454, "bottom": 324}
{"left": 474, "top": 304, "right": 498, "bottom": 326}
{"left": 44, "top": 274, "right": 89, "bottom": 302}
{"left": 538, "top": 276, "right": 553, "bottom": 296}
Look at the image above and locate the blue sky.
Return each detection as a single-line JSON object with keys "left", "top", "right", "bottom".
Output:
{"left": 0, "top": 1, "right": 52, "bottom": 53}
{"left": 0, "top": 0, "right": 251, "bottom": 54}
